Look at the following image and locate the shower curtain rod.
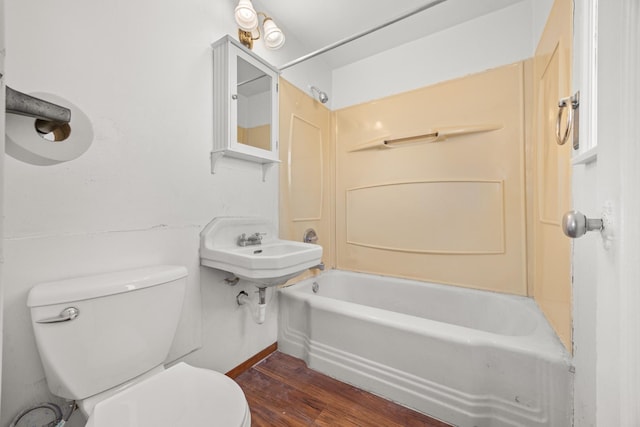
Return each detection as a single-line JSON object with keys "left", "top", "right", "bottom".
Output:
{"left": 278, "top": 0, "right": 448, "bottom": 71}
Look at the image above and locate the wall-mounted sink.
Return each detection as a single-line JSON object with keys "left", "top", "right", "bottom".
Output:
{"left": 200, "top": 217, "right": 322, "bottom": 286}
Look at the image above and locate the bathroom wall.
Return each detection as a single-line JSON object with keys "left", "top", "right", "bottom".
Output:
{"left": 532, "top": 0, "right": 556, "bottom": 47}
{"left": 1, "top": 0, "right": 331, "bottom": 425}
{"left": 331, "top": 0, "right": 555, "bottom": 111}
{"left": 278, "top": 79, "right": 334, "bottom": 271}
{"left": 331, "top": 1, "right": 534, "bottom": 110}
{"left": 334, "top": 62, "right": 528, "bottom": 295}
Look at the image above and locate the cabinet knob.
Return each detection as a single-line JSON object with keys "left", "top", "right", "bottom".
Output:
{"left": 231, "top": 94, "right": 238, "bottom": 100}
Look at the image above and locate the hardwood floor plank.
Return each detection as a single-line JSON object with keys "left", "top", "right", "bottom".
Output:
{"left": 252, "top": 352, "right": 450, "bottom": 426}
{"left": 237, "top": 369, "right": 325, "bottom": 426}
{"left": 313, "top": 407, "right": 383, "bottom": 427}
{"left": 235, "top": 352, "right": 452, "bottom": 427}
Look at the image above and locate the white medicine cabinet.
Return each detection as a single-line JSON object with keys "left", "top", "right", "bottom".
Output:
{"left": 211, "top": 35, "right": 280, "bottom": 180}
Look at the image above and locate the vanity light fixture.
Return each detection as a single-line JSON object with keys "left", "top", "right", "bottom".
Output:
{"left": 234, "top": 0, "right": 285, "bottom": 50}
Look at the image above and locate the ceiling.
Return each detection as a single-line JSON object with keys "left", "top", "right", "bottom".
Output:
{"left": 251, "top": 0, "right": 528, "bottom": 69}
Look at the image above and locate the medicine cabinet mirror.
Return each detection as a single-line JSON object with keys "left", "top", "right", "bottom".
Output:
{"left": 211, "top": 35, "right": 280, "bottom": 180}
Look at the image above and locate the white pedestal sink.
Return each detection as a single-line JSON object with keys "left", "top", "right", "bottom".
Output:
{"left": 199, "top": 217, "right": 323, "bottom": 287}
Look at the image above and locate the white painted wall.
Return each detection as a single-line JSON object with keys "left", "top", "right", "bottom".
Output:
{"left": 331, "top": 1, "right": 534, "bottom": 110}
{"left": 0, "top": 0, "right": 329, "bottom": 425}
{"left": 249, "top": 32, "right": 334, "bottom": 110}
{"left": 531, "top": 0, "right": 556, "bottom": 48}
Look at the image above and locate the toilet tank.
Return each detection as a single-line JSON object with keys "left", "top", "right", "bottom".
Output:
{"left": 27, "top": 265, "right": 188, "bottom": 400}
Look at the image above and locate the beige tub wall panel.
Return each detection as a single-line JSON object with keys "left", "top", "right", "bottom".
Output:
{"left": 532, "top": 0, "right": 572, "bottom": 351}
{"left": 523, "top": 59, "right": 535, "bottom": 297}
{"left": 278, "top": 79, "right": 334, "bottom": 279}
{"left": 346, "top": 180, "right": 505, "bottom": 254}
{"left": 335, "top": 62, "right": 527, "bottom": 295}
{"left": 289, "top": 115, "right": 323, "bottom": 221}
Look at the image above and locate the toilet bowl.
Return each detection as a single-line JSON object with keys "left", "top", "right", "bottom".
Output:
{"left": 27, "top": 265, "right": 250, "bottom": 426}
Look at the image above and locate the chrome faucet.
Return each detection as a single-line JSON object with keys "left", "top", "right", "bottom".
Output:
{"left": 237, "top": 232, "right": 266, "bottom": 247}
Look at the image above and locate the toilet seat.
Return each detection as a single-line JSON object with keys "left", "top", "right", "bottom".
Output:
{"left": 85, "top": 363, "right": 250, "bottom": 427}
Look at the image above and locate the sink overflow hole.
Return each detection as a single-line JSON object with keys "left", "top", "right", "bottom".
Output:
{"left": 253, "top": 249, "right": 263, "bottom": 254}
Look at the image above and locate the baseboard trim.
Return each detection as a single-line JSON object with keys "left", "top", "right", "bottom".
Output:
{"left": 225, "top": 342, "right": 278, "bottom": 378}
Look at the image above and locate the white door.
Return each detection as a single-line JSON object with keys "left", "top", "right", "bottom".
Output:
{"left": 571, "top": 0, "right": 640, "bottom": 425}
{"left": 0, "top": 0, "right": 5, "bottom": 409}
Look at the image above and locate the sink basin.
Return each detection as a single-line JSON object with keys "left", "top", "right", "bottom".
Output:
{"left": 201, "top": 240, "right": 322, "bottom": 285}
{"left": 200, "top": 217, "right": 322, "bottom": 286}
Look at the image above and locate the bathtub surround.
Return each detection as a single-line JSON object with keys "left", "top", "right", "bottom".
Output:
{"left": 335, "top": 62, "right": 528, "bottom": 295}
{"left": 530, "top": 0, "right": 573, "bottom": 351}
{"left": 278, "top": 79, "right": 335, "bottom": 271}
{"left": 279, "top": 270, "right": 573, "bottom": 427}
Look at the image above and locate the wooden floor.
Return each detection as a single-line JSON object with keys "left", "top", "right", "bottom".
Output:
{"left": 235, "top": 351, "right": 451, "bottom": 427}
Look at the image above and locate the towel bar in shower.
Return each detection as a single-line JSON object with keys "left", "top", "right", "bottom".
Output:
{"left": 347, "top": 124, "right": 503, "bottom": 152}
{"left": 555, "top": 91, "right": 579, "bottom": 147}
{"left": 6, "top": 86, "right": 71, "bottom": 123}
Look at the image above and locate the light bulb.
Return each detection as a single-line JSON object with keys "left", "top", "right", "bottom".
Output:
{"left": 234, "top": 0, "right": 258, "bottom": 31}
{"left": 262, "top": 17, "right": 285, "bottom": 49}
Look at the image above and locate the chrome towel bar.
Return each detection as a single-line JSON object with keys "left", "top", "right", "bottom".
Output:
{"left": 555, "top": 91, "right": 579, "bottom": 146}
{"left": 6, "top": 86, "right": 71, "bottom": 123}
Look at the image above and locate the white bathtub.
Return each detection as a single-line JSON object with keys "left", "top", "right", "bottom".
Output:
{"left": 278, "top": 270, "right": 573, "bottom": 427}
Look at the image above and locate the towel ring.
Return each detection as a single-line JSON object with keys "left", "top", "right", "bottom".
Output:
{"left": 556, "top": 93, "right": 579, "bottom": 146}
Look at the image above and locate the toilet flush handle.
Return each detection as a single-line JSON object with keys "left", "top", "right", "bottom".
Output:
{"left": 36, "top": 307, "right": 80, "bottom": 324}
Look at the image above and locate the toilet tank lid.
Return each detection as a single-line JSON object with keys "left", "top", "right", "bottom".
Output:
{"left": 27, "top": 265, "right": 188, "bottom": 308}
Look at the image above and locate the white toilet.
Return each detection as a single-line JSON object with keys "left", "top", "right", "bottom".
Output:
{"left": 27, "top": 265, "right": 251, "bottom": 427}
